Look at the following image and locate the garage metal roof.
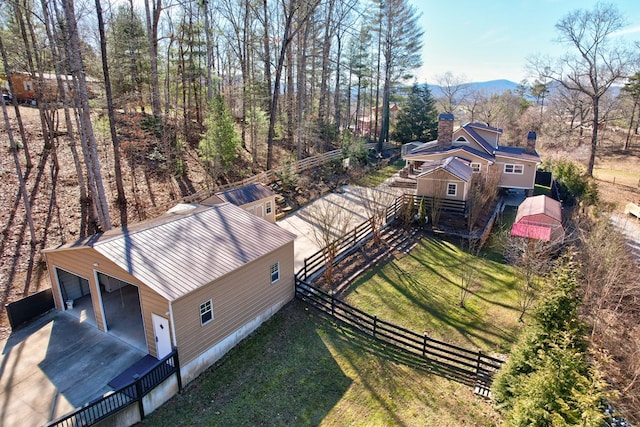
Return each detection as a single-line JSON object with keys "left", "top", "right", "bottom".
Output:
{"left": 85, "top": 203, "right": 295, "bottom": 301}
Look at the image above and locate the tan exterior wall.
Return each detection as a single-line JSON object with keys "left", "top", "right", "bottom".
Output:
{"left": 452, "top": 129, "right": 493, "bottom": 153}
{"left": 171, "top": 241, "right": 294, "bottom": 365}
{"left": 242, "top": 196, "right": 276, "bottom": 223}
{"left": 417, "top": 170, "right": 468, "bottom": 201}
{"left": 493, "top": 157, "right": 537, "bottom": 189}
{"left": 44, "top": 248, "right": 170, "bottom": 357}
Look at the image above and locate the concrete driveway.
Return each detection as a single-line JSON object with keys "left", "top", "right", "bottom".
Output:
{"left": 0, "top": 311, "right": 145, "bottom": 427}
{"left": 277, "top": 183, "right": 406, "bottom": 272}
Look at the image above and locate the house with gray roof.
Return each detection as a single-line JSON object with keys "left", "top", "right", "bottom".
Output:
{"left": 43, "top": 202, "right": 296, "bottom": 384}
{"left": 402, "top": 114, "right": 542, "bottom": 202}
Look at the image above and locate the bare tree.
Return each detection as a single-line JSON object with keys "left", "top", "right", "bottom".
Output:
{"left": 304, "top": 198, "right": 354, "bottom": 284}
{"left": 435, "top": 71, "right": 469, "bottom": 115}
{"left": 95, "top": 0, "right": 127, "bottom": 226}
{"left": 529, "top": 3, "right": 637, "bottom": 176}
{"left": 144, "top": 0, "right": 163, "bottom": 117}
{"left": 505, "top": 237, "right": 554, "bottom": 322}
{"left": 466, "top": 167, "right": 501, "bottom": 231}
{"left": 354, "top": 185, "right": 398, "bottom": 246}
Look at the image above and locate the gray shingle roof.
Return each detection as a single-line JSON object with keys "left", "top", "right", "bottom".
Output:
{"left": 86, "top": 204, "right": 295, "bottom": 301}
{"left": 417, "top": 156, "right": 472, "bottom": 182}
{"left": 494, "top": 145, "right": 541, "bottom": 162}
{"left": 212, "top": 183, "right": 274, "bottom": 206}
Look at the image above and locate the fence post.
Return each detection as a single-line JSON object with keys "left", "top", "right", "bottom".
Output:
{"left": 173, "top": 347, "right": 183, "bottom": 392}
{"left": 353, "top": 228, "right": 357, "bottom": 247}
{"left": 134, "top": 374, "right": 145, "bottom": 421}
{"left": 303, "top": 258, "right": 308, "bottom": 282}
{"left": 423, "top": 333, "right": 428, "bottom": 357}
{"left": 331, "top": 291, "right": 335, "bottom": 317}
{"left": 373, "top": 316, "right": 377, "bottom": 337}
{"left": 476, "top": 350, "right": 483, "bottom": 380}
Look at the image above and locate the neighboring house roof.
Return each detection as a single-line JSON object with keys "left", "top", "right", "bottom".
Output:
{"left": 515, "top": 195, "right": 562, "bottom": 223}
{"left": 510, "top": 222, "right": 552, "bottom": 241}
{"left": 202, "top": 183, "right": 274, "bottom": 207}
{"left": 417, "top": 157, "right": 473, "bottom": 182}
{"left": 495, "top": 145, "right": 540, "bottom": 163}
{"left": 47, "top": 203, "right": 296, "bottom": 302}
{"left": 12, "top": 71, "right": 101, "bottom": 83}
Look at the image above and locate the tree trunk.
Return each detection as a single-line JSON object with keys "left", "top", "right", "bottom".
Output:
{"left": 63, "top": 0, "right": 112, "bottom": 231}
{"left": 587, "top": 95, "right": 599, "bottom": 177}
{"left": 96, "top": 0, "right": 127, "bottom": 226}
{"left": 0, "top": 37, "right": 37, "bottom": 246}
{"left": 144, "top": 0, "right": 162, "bottom": 117}
{"left": 624, "top": 99, "right": 637, "bottom": 151}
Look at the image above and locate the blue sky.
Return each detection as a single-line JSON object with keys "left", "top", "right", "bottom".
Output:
{"left": 411, "top": 0, "right": 640, "bottom": 84}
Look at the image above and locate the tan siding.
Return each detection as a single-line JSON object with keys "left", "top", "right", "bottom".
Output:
{"left": 493, "top": 159, "right": 537, "bottom": 189}
{"left": 417, "top": 170, "right": 467, "bottom": 201}
{"left": 453, "top": 129, "right": 492, "bottom": 153}
{"left": 241, "top": 195, "right": 276, "bottom": 223}
{"left": 44, "top": 248, "right": 169, "bottom": 356}
{"left": 171, "top": 242, "right": 294, "bottom": 364}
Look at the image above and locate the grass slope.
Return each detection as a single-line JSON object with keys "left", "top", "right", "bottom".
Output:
{"left": 142, "top": 301, "right": 500, "bottom": 426}
{"left": 344, "top": 237, "right": 521, "bottom": 354}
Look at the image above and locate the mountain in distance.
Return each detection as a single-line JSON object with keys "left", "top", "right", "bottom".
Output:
{"left": 428, "top": 79, "right": 519, "bottom": 97}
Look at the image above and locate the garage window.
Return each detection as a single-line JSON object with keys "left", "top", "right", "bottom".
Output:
{"left": 200, "top": 300, "right": 213, "bottom": 325}
{"left": 270, "top": 262, "right": 280, "bottom": 283}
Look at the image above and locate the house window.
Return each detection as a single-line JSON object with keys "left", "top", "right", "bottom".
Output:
{"left": 454, "top": 136, "right": 468, "bottom": 144}
{"left": 447, "top": 183, "right": 457, "bottom": 196}
{"left": 471, "top": 162, "right": 481, "bottom": 173}
{"left": 270, "top": 262, "right": 280, "bottom": 283}
{"left": 24, "top": 82, "right": 32, "bottom": 91}
{"left": 504, "top": 164, "right": 524, "bottom": 174}
{"left": 200, "top": 300, "right": 213, "bottom": 325}
{"left": 265, "top": 201, "right": 272, "bottom": 215}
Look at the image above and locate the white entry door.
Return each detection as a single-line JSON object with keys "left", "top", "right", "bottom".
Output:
{"left": 152, "top": 314, "right": 172, "bottom": 359}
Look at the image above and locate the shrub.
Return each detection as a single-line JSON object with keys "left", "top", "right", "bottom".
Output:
{"left": 492, "top": 253, "right": 607, "bottom": 426}
{"left": 543, "top": 159, "right": 599, "bottom": 206}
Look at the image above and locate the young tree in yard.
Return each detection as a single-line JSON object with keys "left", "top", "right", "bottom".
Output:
{"left": 354, "top": 185, "right": 398, "bottom": 246}
{"left": 393, "top": 83, "right": 438, "bottom": 143}
{"left": 507, "top": 238, "right": 549, "bottom": 322}
{"left": 304, "top": 198, "right": 354, "bottom": 285}
{"left": 529, "top": 3, "right": 637, "bottom": 176}
{"left": 465, "top": 167, "right": 501, "bottom": 231}
{"left": 198, "top": 95, "right": 240, "bottom": 186}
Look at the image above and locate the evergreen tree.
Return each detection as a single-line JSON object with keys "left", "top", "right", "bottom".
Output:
{"left": 393, "top": 83, "right": 437, "bottom": 143}
{"left": 198, "top": 95, "right": 240, "bottom": 186}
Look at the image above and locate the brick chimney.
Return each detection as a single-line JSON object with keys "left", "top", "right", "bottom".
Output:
{"left": 437, "top": 113, "right": 454, "bottom": 150}
{"left": 525, "top": 131, "right": 537, "bottom": 154}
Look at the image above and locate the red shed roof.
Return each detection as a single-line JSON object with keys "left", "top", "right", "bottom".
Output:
{"left": 510, "top": 222, "right": 552, "bottom": 242}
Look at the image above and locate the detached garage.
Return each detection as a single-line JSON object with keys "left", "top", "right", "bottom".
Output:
{"left": 44, "top": 203, "right": 296, "bottom": 383}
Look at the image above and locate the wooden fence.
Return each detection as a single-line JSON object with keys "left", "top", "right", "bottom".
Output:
{"left": 298, "top": 216, "right": 376, "bottom": 283}
{"left": 46, "top": 349, "right": 182, "bottom": 427}
{"left": 295, "top": 280, "right": 503, "bottom": 389}
{"left": 184, "top": 143, "right": 395, "bottom": 203}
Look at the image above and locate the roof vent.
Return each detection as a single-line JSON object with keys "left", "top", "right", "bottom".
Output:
{"left": 166, "top": 203, "right": 198, "bottom": 215}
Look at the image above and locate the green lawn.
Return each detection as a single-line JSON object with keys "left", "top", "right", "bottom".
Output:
{"left": 356, "top": 158, "right": 405, "bottom": 187}
{"left": 343, "top": 237, "right": 522, "bottom": 354}
{"left": 142, "top": 301, "right": 501, "bottom": 426}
